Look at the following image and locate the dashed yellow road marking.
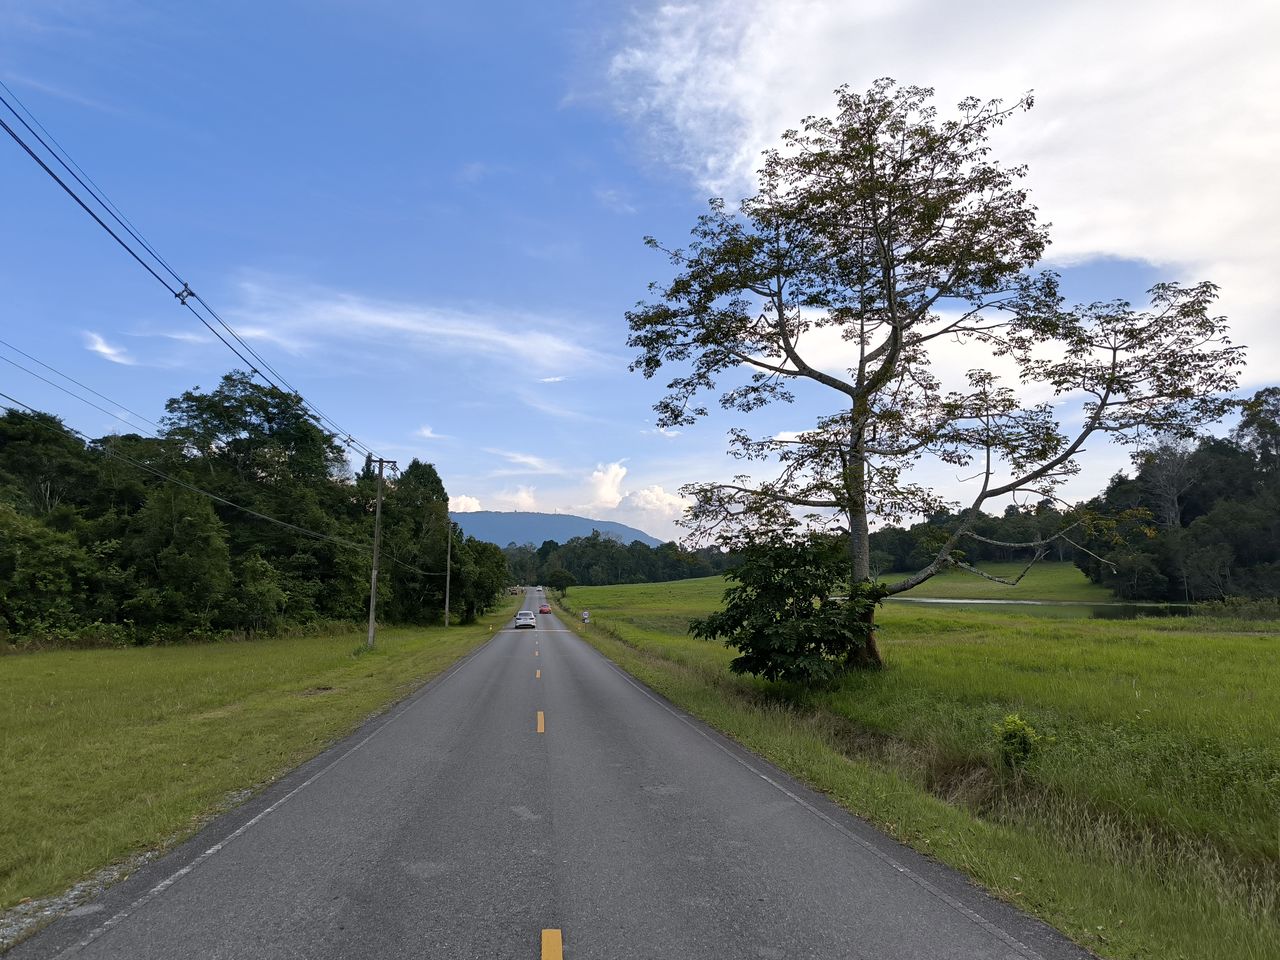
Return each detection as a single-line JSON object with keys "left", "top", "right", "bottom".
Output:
{"left": 536, "top": 669, "right": 541, "bottom": 679}
{"left": 541, "top": 929, "right": 563, "bottom": 959}
{"left": 536, "top": 711, "right": 545, "bottom": 734}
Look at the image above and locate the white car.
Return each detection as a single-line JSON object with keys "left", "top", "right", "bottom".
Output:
{"left": 514, "top": 610, "right": 537, "bottom": 629}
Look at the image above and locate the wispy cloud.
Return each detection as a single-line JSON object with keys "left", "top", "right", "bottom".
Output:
{"left": 594, "top": 187, "right": 637, "bottom": 215}
{"left": 83, "top": 332, "right": 136, "bottom": 365}
{"left": 484, "top": 448, "right": 567, "bottom": 476}
{"left": 233, "top": 277, "right": 619, "bottom": 375}
{"left": 4, "top": 72, "right": 118, "bottom": 114}
{"left": 148, "top": 329, "right": 214, "bottom": 345}
{"left": 416, "top": 425, "right": 450, "bottom": 440}
{"left": 537, "top": 375, "right": 568, "bottom": 383}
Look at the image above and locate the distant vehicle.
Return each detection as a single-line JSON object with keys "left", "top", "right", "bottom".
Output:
{"left": 514, "top": 611, "right": 537, "bottom": 629}
{"left": 538, "top": 603, "right": 551, "bottom": 614}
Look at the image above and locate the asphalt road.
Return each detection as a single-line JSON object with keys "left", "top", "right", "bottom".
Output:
{"left": 13, "top": 590, "right": 1094, "bottom": 959}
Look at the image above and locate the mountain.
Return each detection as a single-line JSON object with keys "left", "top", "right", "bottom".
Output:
{"left": 449, "top": 511, "right": 664, "bottom": 548}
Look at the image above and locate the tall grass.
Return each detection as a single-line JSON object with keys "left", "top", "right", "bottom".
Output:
{"left": 558, "top": 572, "right": 1280, "bottom": 959}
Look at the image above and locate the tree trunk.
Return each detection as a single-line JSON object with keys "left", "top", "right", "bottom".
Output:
{"left": 845, "top": 424, "right": 883, "bottom": 668}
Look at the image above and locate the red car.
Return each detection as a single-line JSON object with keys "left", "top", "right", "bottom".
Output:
{"left": 538, "top": 603, "right": 551, "bottom": 614}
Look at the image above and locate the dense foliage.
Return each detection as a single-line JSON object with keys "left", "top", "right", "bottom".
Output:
{"left": 0, "top": 372, "right": 507, "bottom": 645}
{"left": 690, "top": 535, "right": 885, "bottom": 684}
{"left": 502, "top": 530, "right": 736, "bottom": 588}
{"left": 1073, "top": 388, "right": 1280, "bottom": 601}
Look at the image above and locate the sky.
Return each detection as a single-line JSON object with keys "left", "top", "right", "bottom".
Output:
{"left": 1, "top": 0, "right": 1275, "bottom": 542}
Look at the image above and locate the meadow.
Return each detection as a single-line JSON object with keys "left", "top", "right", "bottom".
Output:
{"left": 0, "top": 601, "right": 516, "bottom": 917}
{"left": 558, "top": 564, "right": 1280, "bottom": 960}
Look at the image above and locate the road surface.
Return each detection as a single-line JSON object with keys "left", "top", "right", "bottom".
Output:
{"left": 12, "top": 590, "right": 1092, "bottom": 959}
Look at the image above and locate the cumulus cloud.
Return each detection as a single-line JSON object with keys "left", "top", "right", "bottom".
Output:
{"left": 618, "top": 484, "right": 687, "bottom": 521}
{"left": 609, "top": 0, "right": 1279, "bottom": 382}
{"left": 83, "top": 332, "right": 135, "bottom": 365}
{"left": 587, "top": 461, "right": 628, "bottom": 509}
{"left": 450, "top": 494, "right": 482, "bottom": 512}
{"left": 494, "top": 485, "right": 538, "bottom": 511}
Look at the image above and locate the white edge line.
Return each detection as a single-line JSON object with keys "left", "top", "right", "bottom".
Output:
{"left": 52, "top": 640, "right": 493, "bottom": 959}
{"left": 596, "top": 655, "right": 1050, "bottom": 960}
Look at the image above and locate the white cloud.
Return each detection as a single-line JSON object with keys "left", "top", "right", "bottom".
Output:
{"left": 233, "top": 277, "right": 619, "bottom": 375}
{"left": 619, "top": 483, "right": 687, "bottom": 521}
{"left": 450, "top": 494, "right": 482, "bottom": 512}
{"left": 493, "top": 485, "right": 538, "bottom": 511}
{"left": 587, "top": 460, "right": 628, "bottom": 509}
{"left": 537, "top": 376, "right": 568, "bottom": 383}
{"left": 609, "top": 0, "right": 1280, "bottom": 383}
{"left": 83, "top": 331, "right": 135, "bottom": 365}
{"left": 416, "top": 425, "right": 450, "bottom": 440}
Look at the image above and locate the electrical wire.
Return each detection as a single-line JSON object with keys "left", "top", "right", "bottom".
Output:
{"left": 0, "top": 88, "right": 377, "bottom": 458}
{"left": 0, "top": 337, "right": 165, "bottom": 434}
{"left": 0, "top": 391, "right": 442, "bottom": 577}
{"left": 0, "top": 353, "right": 163, "bottom": 438}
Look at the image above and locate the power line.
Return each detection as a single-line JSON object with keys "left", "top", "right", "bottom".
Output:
{"left": 0, "top": 77, "right": 185, "bottom": 286}
{"left": 0, "top": 391, "right": 442, "bottom": 578}
{"left": 0, "top": 88, "right": 378, "bottom": 458}
{"left": 0, "top": 353, "right": 162, "bottom": 438}
{"left": 0, "top": 337, "right": 165, "bottom": 434}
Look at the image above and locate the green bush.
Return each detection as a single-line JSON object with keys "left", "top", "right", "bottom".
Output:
{"left": 993, "top": 713, "right": 1047, "bottom": 771}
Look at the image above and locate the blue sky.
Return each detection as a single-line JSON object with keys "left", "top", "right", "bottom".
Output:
{"left": 2, "top": 1, "right": 1274, "bottom": 540}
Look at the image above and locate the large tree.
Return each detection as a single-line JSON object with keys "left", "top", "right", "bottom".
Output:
{"left": 627, "top": 80, "right": 1243, "bottom": 665}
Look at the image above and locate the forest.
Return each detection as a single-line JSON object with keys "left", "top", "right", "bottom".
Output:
{"left": 0, "top": 371, "right": 507, "bottom": 646}
{"left": 501, "top": 531, "right": 737, "bottom": 589}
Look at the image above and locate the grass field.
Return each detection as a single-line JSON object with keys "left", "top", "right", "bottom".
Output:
{"left": 0, "top": 600, "right": 517, "bottom": 914}
{"left": 557, "top": 567, "right": 1280, "bottom": 960}
{"left": 883, "top": 560, "right": 1117, "bottom": 601}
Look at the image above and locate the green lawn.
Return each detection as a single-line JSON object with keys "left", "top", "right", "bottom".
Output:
{"left": 0, "top": 601, "right": 517, "bottom": 912}
{"left": 557, "top": 574, "right": 1280, "bottom": 960}
{"left": 883, "top": 560, "right": 1116, "bottom": 601}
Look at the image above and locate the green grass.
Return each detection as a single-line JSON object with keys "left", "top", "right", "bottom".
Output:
{"left": 0, "top": 600, "right": 517, "bottom": 912}
{"left": 883, "top": 560, "right": 1117, "bottom": 601}
{"left": 556, "top": 575, "right": 1280, "bottom": 960}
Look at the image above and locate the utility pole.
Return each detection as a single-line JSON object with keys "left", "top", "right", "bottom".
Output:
{"left": 366, "top": 457, "right": 396, "bottom": 649}
{"left": 443, "top": 516, "right": 452, "bottom": 627}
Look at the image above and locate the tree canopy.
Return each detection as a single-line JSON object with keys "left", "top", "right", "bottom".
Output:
{"left": 0, "top": 372, "right": 507, "bottom": 645}
{"left": 628, "top": 79, "right": 1244, "bottom": 667}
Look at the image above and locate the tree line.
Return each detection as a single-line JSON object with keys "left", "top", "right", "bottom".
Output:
{"left": 502, "top": 530, "right": 736, "bottom": 589}
{"left": 860, "top": 387, "right": 1278, "bottom": 603}
{"left": 0, "top": 371, "right": 507, "bottom": 646}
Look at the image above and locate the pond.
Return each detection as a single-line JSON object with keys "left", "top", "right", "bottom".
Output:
{"left": 883, "top": 597, "right": 1196, "bottom": 619}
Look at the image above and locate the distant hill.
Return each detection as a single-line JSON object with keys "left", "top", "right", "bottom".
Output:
{"left": 449, "top": 511, "right": 664, "bottom": 548}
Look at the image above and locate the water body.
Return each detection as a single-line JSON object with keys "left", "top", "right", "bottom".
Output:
{"left": 884, "top": 596, "right": 1195, "bottom": 619}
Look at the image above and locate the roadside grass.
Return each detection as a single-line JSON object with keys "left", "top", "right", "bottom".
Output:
{"left": 882, "top": 560, "right": 1117, "bottom": 601}
{"left": 556, "top": 576, "right": 1280, "bottom": 960}
{"left": 0, "top": 600, "right": 517, "bottom": 912}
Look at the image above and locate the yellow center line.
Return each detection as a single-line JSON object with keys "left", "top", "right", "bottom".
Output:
{"left": 536, "top": 711, "right": 545, "bottom": 734}
{"left": 541, "top": 928, "right": 563, "bottom": 959}
{"left": 536, "top": 669, "right": 541, "bottom": 679}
